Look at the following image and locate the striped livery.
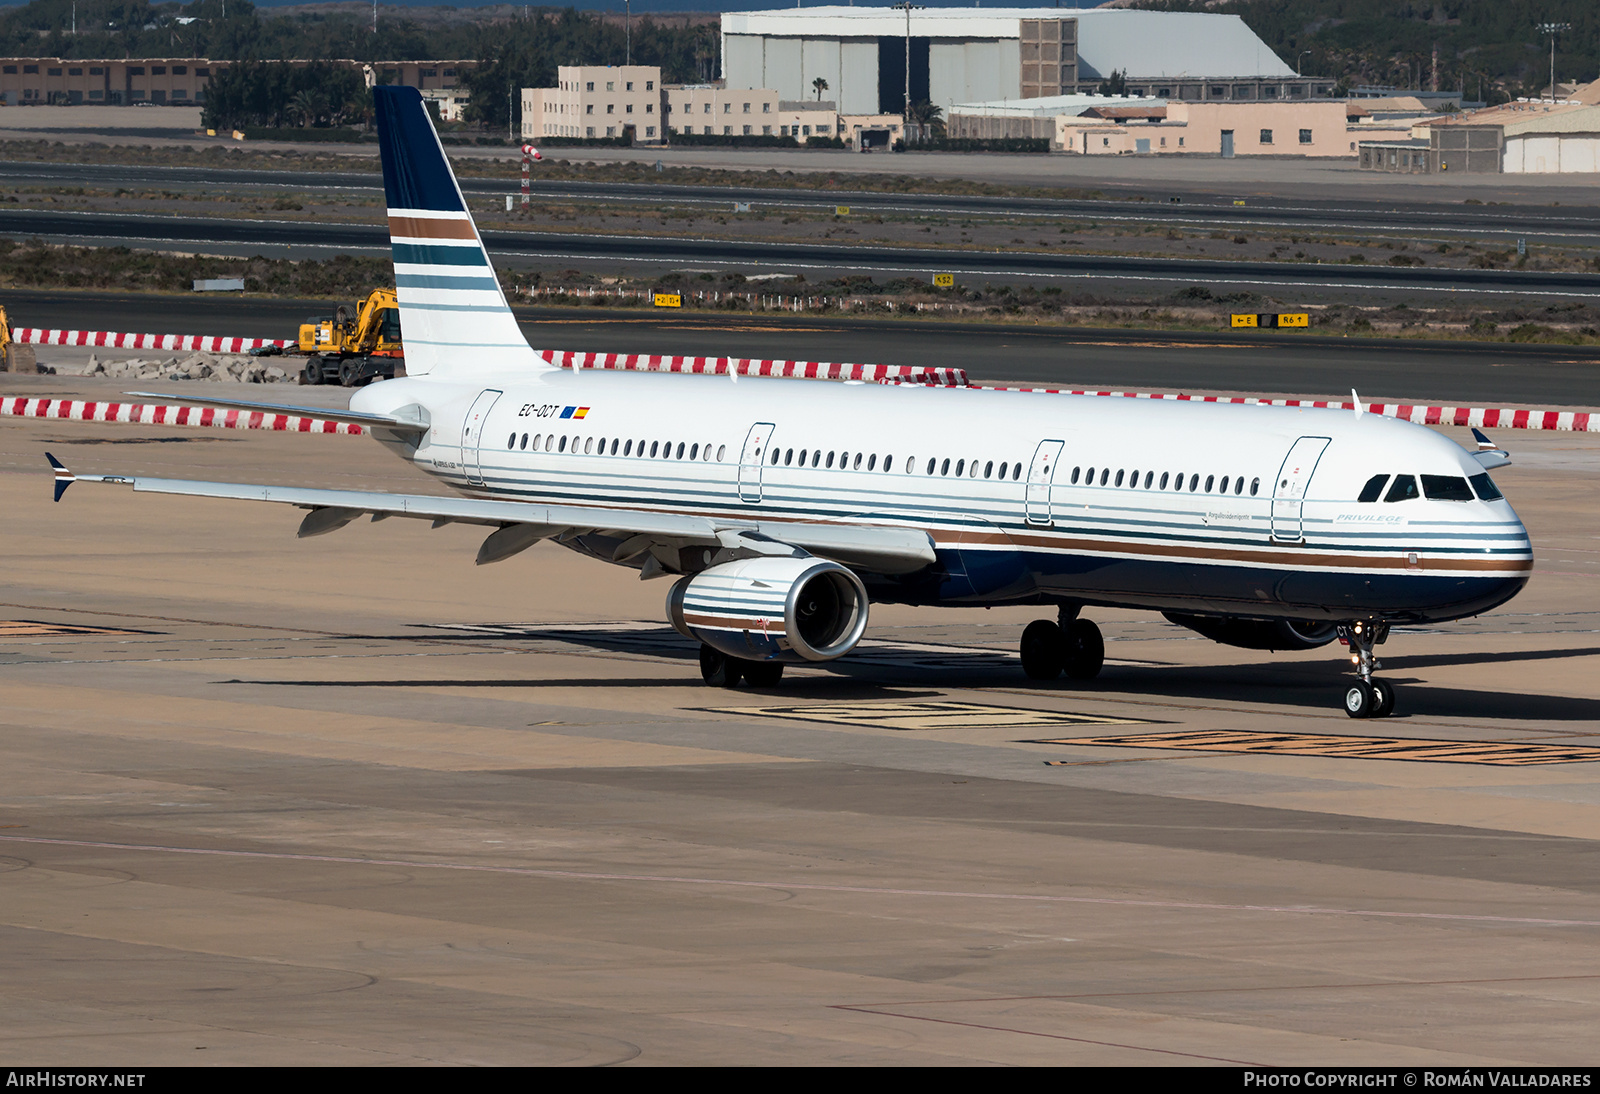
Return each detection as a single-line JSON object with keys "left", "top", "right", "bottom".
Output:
{"left": 375, "top": 86, "right": 546, "bottom": 375}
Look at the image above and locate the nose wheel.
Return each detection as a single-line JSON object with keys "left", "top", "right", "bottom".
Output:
{"left": 1020, "top": 606, "right": 1104, "bottom": 682}
{"left": 1339, "top": 621, "right": 1395, "bottom": 718}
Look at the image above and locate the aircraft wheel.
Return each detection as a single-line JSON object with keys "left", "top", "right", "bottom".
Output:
{"left": 699, "top": 644, "right": 742, "bottom": 688}
{"left": 303, "top": 359, "right": 324, "bottom": 385}
{"left": 742, "top": 660, "right": 785, "bottom": 688}
{"left": 1020, "top": 619, "right": 1064, "bottom": 680}
{"left": 1371, "top": 678, "right": 1396, "bottom": 719}
{"left": 1062, "top": 618, "right": 1105, "bottom": 681}
{"left": 1344, "top": 680, "right": 1376, "bottom": 719}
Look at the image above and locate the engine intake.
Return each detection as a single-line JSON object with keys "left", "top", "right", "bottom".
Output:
{"left": 1164, "top": 613, "right": 1338, "bottom": 651}
{"left": 668, "top": 557, "right": 869, "bottom": 663}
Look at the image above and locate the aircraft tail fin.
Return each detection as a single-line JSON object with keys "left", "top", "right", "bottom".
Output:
{"left": 374, "top": 85, "right": 548, "bottom": 377}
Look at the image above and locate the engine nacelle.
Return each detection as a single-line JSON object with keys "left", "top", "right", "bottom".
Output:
{"left": 667, "top": 557, "right": 869, "bottom": 663}
{"left": 1163, "top": 613, "right": 1338, "bottom": 651}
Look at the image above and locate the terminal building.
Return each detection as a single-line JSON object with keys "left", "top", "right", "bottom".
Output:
{"left": 720, "top": 6, "right": 1333, "bottom": 116}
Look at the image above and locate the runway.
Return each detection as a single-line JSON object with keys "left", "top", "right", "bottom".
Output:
{"left": 1, "top": 373, "right": 1598, "bottom": 1064}
{"left": 10, "top": 289, "right": 1600, "bottom": 407}
{"left": 3, "top": 159, "right": 1596, "bottom": 244}
{"left": 5, "top": 206, "right": 1598, "bottom": 299}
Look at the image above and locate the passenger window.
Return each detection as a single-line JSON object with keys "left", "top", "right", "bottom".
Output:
{"left": 1189, "top": 474, "right": 1199, "bottom": 492}
{"left": 1358, "top": 474, "right": 1389, "bottom": 503}
{"left": 998, "top": 462, "right": 1008, "bottom": 479}
{"left": 969, "top": 460, "right": 978, "bottom": 478}
{"left": 1159, "top": 472, "right": 1169, "bottom": 489}
{"left": 1470, "top": 473, "right": 1502, "bottom": 501}
{"left": 1114, "top": 470, "right": 1124, "bottom": 487}
{"left": 653, "top": 441, "right": 662, "bottom": 458}
{"left": 585, "top": 438, "right": 594, "bottom": 454}
{"left": 1172, "top": 472, "right": 1183, "bottom": 490}
{"left": 826, "top": 452, "right": 835, "bottom": 469}
{"left": 1218, "top": 475, "right": 1227, "bottom": 493}
{"left": 1421, "top": 474, "right": 1473, "bottom": 501}
{"left": 784, "top": 448, "right": 793, "bottom": 466}
{"left": 1234, "top": 477, "right": 1243, "bottom": 495}
{"left": 927, "top": 458, "right": 936, "bottom": 474}
{"left": 770, "top": 448, "right": 780, "bottom": 465}
{"left": 690, "top": 443, "right": 698, "bottom": 460}
{"left": 623, "top": 439, "right": 632, "bottom": 456}
{"left": 869, "top": 454, "right": 877, "bottom": 471}
{"left": 811, "top": 451, "right": 821, "bottom": 467}
{"left": 1012, "top": 464, "right": 1022, "bottom": 481}
{"left": 841, "top": 451, "right": 850, "bottom": 468}
{"left": 1250, "top": 477, "right": 1260, "bottom": 496}
{"left": 985, "top": 461, "right": 994, "bottom": 478}
{"left": 674, "top": 443, "right": 684, "bottom": 459}
{"left": 884, "top": 455, "right": 894, "bottom": 472}
{"left": 1384, "top": 475, "right": 1419, "bottom": 502}
{"left": 1144, "top": 471, "right": 1154, "bottom": 488}
{"left": 1099, "top": 468, "right": 1109, "bottom": 486}
{"left": 1204, "top": 474, "right": 1214, "bottom": 492}
{"left": 956, "top": 459, "right": 965, "bottom": 477}
{"left": 1130, "top": 469, "right": 1139, "bottom": 487}
{"left": 1073, "top": 467, "right": 1083, "bottom": 484}
{"left": 717, "top": 445, "right": 726, "bottom": 461}
{"left": 855, "top": 453, "right": 864, "bottom": 470}
{"left": 941, "top": 459, "right": 950, "bottom": 476}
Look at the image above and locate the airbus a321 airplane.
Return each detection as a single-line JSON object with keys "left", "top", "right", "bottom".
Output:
{"left": 46, "top": 86, "right": 1531, "bottom": 718}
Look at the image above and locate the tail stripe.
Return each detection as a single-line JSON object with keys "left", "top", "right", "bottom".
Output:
{"left": 373, "top": 85, "right": 546, "bottom": 376}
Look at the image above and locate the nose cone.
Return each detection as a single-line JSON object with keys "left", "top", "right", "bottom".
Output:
{"left": 1416, "top": 509, "right": 1531, "bottom": 621}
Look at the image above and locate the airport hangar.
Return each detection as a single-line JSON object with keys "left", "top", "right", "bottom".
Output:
{"left": 720, "top": 6, "right": 1334, "bottom": 118}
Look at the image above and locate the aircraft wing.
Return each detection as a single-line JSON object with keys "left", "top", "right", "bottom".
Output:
{"left": 121, "top": 391, "right": 430, "bottom": 435}
{"left": 46, "top": 456, "right": 936, "bottom": 574}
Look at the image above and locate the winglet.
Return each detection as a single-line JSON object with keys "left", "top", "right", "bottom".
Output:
{"left": 1471, "top": 427, "right": 1498, "bottom": 451}
{"left": 45, "top": 452, "right": 74, "bottom": 502}
{"left": 1351, "top": 388, "right": 1364, "bottom": 419}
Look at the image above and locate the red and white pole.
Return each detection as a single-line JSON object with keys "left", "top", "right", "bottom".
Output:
{"left": 520, "top": 143, "right": 540, "bottom": 209}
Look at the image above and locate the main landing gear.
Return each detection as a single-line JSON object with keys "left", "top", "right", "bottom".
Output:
{"left": 1339, "top": 620, "right": 1395, "bottom": 719}
{"left": 699, "top": 644, "right": 785, "bottom": 689}
{"left": 1020, "top": 605, "right": 1104, "bottom": 682}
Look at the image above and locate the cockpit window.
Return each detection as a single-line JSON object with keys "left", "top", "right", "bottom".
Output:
{"left": 1358, "top": 474, "right": 1389, "bottom": 503}
{"left": 1384, "top": 475, "right": 1419, "bottom": 503}
{"left": 1421, "top": 474, "right": 1474, "bottom": 501}
{"left": 1470, "top": 473, "right": 1503, "bottom": 501}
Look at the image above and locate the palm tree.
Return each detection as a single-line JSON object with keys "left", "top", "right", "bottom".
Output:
{"left": 906, "top": 100, "right": 945, "bottom": 142}
{"left": 813, "top": 76, "right": 829, "bottom": 101}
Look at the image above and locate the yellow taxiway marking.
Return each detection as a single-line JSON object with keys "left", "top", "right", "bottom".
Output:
{"left": 1040, "top": 730, "right": 1600, "bottom": 767}
{"left": 702, "top": 701, "right": 1151, "bottom": 732}
{"left": 0, "top": 620, "right": 146, "bottom": 638}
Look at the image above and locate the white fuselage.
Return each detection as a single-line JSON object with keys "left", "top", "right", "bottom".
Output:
{"left": 353, "top": 366, "right": 1532, "bottom": 624}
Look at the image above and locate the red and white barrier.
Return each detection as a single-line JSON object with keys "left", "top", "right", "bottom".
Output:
{"left": 0, "top": 397, "right": 363, "bottom": 435}
{"left": 977, "top": 387, "right": 1600, "bottom": 433}
{"left": 11, "top": 328, "right": 294, "bottom": 354}
{"left": 8, "top": 327, "right": 1593, "bottom": 434}
{"left": 539, "top": 349, "right": 968, "bottom": 387}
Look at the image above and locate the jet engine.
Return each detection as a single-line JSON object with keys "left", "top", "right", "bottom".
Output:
{"left": 1163, "top": 613, "right": 1338, "bottom": 651}
{"left": 667, "top": 557, "right": 869, "bottom": 664}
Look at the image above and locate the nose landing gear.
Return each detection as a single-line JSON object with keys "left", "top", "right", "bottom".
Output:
{"left": 1020, "top": 604, "right": 1104, "bottom": 682}
{"left": 1339, "top": 620, "right": 1394, "bottom": 718}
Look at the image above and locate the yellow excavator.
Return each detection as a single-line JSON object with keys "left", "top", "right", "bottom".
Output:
{"left": 257, "top": 289, "right": 405, "bottom": 386}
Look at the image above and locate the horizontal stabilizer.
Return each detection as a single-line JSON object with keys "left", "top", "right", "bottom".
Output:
{"left": 122, "top": 392, "right": 429, "bottom": 434}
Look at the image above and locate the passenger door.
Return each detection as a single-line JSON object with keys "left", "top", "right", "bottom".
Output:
{"left": 738, "top": 422, "right": 775, "bottom": 503}
{"left": 1025, "top": 439, "right": 1065, "bottom": 526}
{"left": 461, "top": 388, "right": 502, "bottom": 487}
{"left": 1271, "top": 436, "right": 1331, "bottom": 542}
